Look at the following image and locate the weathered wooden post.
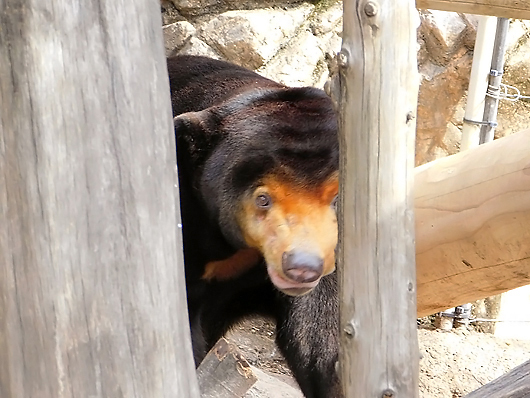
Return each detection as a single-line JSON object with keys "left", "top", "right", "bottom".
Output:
{"left": 337, "top": 0, "right": 419, "bottom": 396}
{"left": 0, "top": 1, "right": 200, "bottom": 397}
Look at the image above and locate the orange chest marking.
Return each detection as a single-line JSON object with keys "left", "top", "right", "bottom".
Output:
{"left": 202, "top": 248, "right": 262, "bottom": 281}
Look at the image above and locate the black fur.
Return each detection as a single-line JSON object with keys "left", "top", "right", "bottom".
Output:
{"left": 169, "top": 55, "right": 342, "bottom": 398}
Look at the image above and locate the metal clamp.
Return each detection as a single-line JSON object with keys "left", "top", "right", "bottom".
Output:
{"left": 463, "top": 117, "right": 498, "bottom": 128}
{"left": 490, "top": 69, "right": 503, "bottom": 77}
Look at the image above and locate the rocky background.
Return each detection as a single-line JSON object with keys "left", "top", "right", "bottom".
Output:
{"left": 161, "top": 0, "right": 530, "bottom": 166}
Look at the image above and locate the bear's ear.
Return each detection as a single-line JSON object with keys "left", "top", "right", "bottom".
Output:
{"left": 174, "top": 110, "right": 222, "bottom": 164}
{"left": 173, "top": 110, "right": 211, "bottom": 137}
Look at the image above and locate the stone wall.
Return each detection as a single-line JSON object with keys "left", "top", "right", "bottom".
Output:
{"left": 161, "top": 0, "right": 530, "bottom": 165}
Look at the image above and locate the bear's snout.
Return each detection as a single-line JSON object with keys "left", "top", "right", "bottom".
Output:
{"left": 282, "top": 250, "right": 323, "bottom": 283}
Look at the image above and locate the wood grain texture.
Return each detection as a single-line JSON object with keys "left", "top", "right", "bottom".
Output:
{"left": 337, "top": 0, "right": 419, "bottom": 396}
{"left": 415, "top": 129, "right": 530, "bottom": 317}
{"left": 464, "top": 359, "right": 530, "bottom": 398}
{"left": 416, "top": 0, "right": 530, "bottom": 19}
{"left": 197, "top": 338, "right": 257, "bottom": 398}
{"left": 0, "top": 1, "right": 200, "bottom": 397}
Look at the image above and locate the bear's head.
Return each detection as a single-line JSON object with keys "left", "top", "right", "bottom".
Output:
{"left": 175, "top": 87, "right": 339, "bottom": 296}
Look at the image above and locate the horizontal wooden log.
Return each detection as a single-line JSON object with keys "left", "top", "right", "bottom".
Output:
{"left": 416, "top": 0, "right": 530, "bottom": 19}
{"left": 245, "top": 366, "right": 303, "bottom": 398}
{"left": 464, "top": 359, "right": 530, "bottom": 398}
{"left": 416, "top": 129, "right": 530, "bottom": 317}
{"left": 197, "top": 338, "right": 257, "bottom": 398}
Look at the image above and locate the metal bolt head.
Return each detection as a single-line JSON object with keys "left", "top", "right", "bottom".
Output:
{"left": 364, "top": 1, "right": 378, "bottom": 17}
{"left": 343, "top": 322, "right": 355, "bottom": 337}
{"left": 337, "top": 51, "right": 348, "bottom": 67}
{"left": 382, "top": 389, "right": 395, "bottom": 398}
{"left": 324, "top": 80, "right": 332, "bottom": 96}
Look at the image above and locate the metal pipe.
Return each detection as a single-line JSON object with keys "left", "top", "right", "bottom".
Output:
{"left": 479, "top": 18, "right": 510, "bottom": 144}
{"left": 461, "top": 16, "right": 498, "bottom": 151}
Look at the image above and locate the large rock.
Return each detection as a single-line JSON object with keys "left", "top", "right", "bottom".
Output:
{"left": 418, "top": 10, "right": 473, "bottom": 64}
{"left": 259, "top": 30, "right": 324, "bottom": 87}
{"left": 163, "top": 21, "right": 196, "bottom": 56}
{"left": 163, "top": 20, "right": 220, "bottom": 58}
{"left": 170, "top": 0, "right": 220, "bottom": 16}
{"left": 260, "top": 28, "right": 341, "bottom": 87}
{"left": 479, "top": 19, "right": 530, "bottom": 139}
{"left": 505, "top": 31, "right": 530, "bottom": 95}
{"left": 170, "top": 0, "right": 300, "bottom": 17}
{"left": 505, "top": 19, "right": 530, "bottom": 54}
{"left": 199, "top": 6, "right": 313, "bottom": 69}
{"left": 308, "top": 1, "right": 342, "bottom": 36}
{"left": 416, "top": 47, "right": 473, "bottom": 165}
{"left": 178, "top": 36, "right": 220, "bottom": 58}
{"left": 259, "top": 2, "right": 342, "bottom": 87}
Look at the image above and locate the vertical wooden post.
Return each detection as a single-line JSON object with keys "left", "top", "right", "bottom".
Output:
{"left": 337, "top": 0, "right": 419, "bottom": 397}
{"left": 0, "top": 1, "right": 200, "bottom": 397}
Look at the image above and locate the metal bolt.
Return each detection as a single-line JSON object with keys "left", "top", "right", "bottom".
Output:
{"left": 406, "top": 111, "right": 415, "bottom": 123}
{"left": 364, "top": 1, "right": 378, "bottom": 17}
{"left": 337, "top": 50, "right": 348, "bottom": 68}
{"left": 343, "top": 322, "right": 355, "bottom": 337}
{"left": 324, "top": 80, "right": 331, "bottom": 96}
{"left": 382, "top": 389, "right": 395, "bottom": 398}
{"left": 408, "top": 282, "right": 414, "bottom": 292}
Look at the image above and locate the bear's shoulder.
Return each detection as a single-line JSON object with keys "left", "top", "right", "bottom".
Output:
{"left": 168, "top": 55, "right": 283, "bottom": 115}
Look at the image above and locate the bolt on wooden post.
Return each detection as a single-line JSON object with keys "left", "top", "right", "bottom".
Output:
{"left": 336, "top": 0, "right": 419, "bottom": 397}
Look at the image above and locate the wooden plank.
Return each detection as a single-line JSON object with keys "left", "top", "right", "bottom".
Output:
{"left": 464, "top": 359, "right": 530, "bottom": 398}
{"left": 415, "top": 129, "right": 530, "bottom": 317}
{"left": 416, "top": 0, "right": 530, "bottom": 20}
{"left": 0, "top": 1, "right": 200, "bottom": 397}
{"left": 337, "top": 0, "right": 419, "bottom": 397}
{"left": 197, "top": 338, "right": 257, "bottom": 398}
{"left": 245, "top": 366, "right": 304, "bottom": 398}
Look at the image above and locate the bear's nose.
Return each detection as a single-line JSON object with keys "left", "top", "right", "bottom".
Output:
{"left": 282, "top": 250, "right": 323, "bottom": 283}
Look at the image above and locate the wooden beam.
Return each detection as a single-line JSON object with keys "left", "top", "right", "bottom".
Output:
{"left": 246, "top": 366, "right": 304, "bottom": 398}
{"left": 0, "top": 1, "right": 200, "bottom": 397}
{"left": 338, "top": 0, "right": 419, "bottom": 397}
{"left": 416, "top": 0, "right": 530, "bottom": 20}
{"left": 197, "top": 338, "right": 257, "bottom": 398}
{"left": 464, "top": 359, "right": 530, "bottom": 398}
{"left": 415, "top": 129, "right": 530, "bottom": 317}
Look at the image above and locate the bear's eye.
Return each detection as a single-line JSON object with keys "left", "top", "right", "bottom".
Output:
{"left": 255, "top": 193, "right": 272, "bottom": 209}
{"left": 331, "top": 195, "right": 338, "bottom": 211}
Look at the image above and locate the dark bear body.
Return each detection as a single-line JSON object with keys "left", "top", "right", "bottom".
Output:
{"left": 168, "top": 55, "right": 342, "bottom": 398}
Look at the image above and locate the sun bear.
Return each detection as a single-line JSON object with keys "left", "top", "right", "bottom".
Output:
{"left": 169, "top": 55, "right": 342, "bottom": 398}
